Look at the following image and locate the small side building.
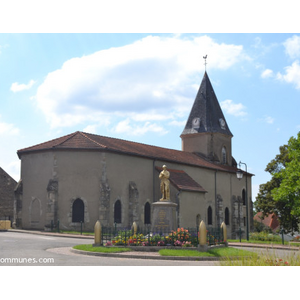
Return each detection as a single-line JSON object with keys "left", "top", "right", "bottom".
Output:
{"left": 0, "top": 167, "right": 17, "bottom": 224}
{"left": 254, "top": 212, "right": 280, "bottom": 232}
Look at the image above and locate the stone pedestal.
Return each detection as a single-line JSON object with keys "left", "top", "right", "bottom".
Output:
{"left": 151, "top": 201, "right": 177, "bottom": 233}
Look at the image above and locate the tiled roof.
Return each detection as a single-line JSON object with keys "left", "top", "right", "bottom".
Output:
{"left": 156, "top": 167, "right": 207, "bottom": 193}
{"left": 17, "top": 131, "right": 246, "bottom": 174}
{"left": 254, "top": 212, "right": 280, "bottom": 231}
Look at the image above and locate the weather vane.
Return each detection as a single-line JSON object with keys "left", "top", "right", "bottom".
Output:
{"left": 203, "top": 55, "right": 208, "bottom": 71}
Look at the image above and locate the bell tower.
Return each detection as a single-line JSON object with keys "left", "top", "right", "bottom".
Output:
{"left": 181, "top": 71, "right": 234, "bottom": 166}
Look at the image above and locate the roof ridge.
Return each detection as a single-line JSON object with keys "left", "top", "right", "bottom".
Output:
{"left": 17, "top": 131, "right": 240, "bottom": 173}
{"left": 54, "top": 131, "right": 81, "bottom": 147}
{"left": 79, "top": 131, "right": 107, "bottom": 148}
{"left": 81, "top": 131, "right": 185, "bottom": 153}
{"left": 0, "top": 166, "right": 16, "bottom": 182}
{"left": 17, "top": 131, "right": 78, "bottom": 153}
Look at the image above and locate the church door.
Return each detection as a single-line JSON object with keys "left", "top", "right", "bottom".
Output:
{"left": 72, "top": 199, "right": 84, "bottom": 223}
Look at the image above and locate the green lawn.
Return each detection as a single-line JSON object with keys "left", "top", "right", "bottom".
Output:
{"left": 159, "top": 247, "right": 256, "bottom": 258}
{"left": 73, "top": 244, "right": 131, "bottom": 253}
{"left": 73, "top": 244, "right": 254, "bottom": 257}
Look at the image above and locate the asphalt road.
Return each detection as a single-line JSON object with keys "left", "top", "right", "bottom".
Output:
{"left": 0, "top": 231, "right": 217, "bottom": 266}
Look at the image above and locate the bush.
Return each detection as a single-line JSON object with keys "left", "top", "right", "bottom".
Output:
{"left": 249, "top": 231, "right": 281, "bottom": 242}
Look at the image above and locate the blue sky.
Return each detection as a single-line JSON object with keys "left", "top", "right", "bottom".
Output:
{"left": 1, "top": 1, "right": 300, "bottom": 205}
{"left": 1, "top": 32, "right": 300, "bottom": 202}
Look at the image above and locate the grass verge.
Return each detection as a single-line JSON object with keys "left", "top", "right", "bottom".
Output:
{"left": 73, "top": 244, "right": 131, "bottom": 253}
{"left": 228, "top": 239, "right": 288, "bottom": 245}
{"left": 220, "top": 248, "right": 300, "bottom": 266}
{"left": 158, "top": 247, "right": 256, "bottom": 258}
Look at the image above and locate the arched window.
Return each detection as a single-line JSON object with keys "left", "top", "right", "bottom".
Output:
{"left": 242, "top": 189, "right": 246, "bottom": 206}
{"left": 207, "top": 206, "right": 212, "bottom": 225}
{"left": 222, "top": 146, "right": 227, "bottom": 164}
{"left": 31, "top": 198, "right": 41, "bottom": 224}
{"left": 114, "top": 200, "right": 122, "bottom": 224}
{"left": 225, "top": 207, "right": 230, "bottom": 225}
{"left": 144, "top": 202, "right": 151, "bottom": 224}
{"left": 72, "top": 199, "right": 84, "bottom": 223}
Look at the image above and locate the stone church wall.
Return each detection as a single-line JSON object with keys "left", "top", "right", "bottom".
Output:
{"left": 105, "top": 152, "right": 155, "bottom": 228}
{"left": 17, "top": 148, "right": 252, "bottom": 237}
{"left": 19, "top": 152, "right": 54, "bottom": 229}
{"left": 0, "top": 167, "right": 17, "bottom": 222}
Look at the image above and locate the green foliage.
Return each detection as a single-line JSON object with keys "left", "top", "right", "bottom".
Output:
{"left": 254, "top": 133, "right": 300, "bottom": 233}
{"left": 253, "top": 219, "right": 272, "bottom": 233}
{"left": 272, "top": 132, "right": 300, "bottom": 232}
{"left": 159, "top": 247, "right": 255, "bottom": 258}
{"left": 221, "top": 249, "right": 299, "bottom": 266}
{"left": 249, "top": 231, "right": 281, "bottom": 243}
{"left": 254, "top": 144, "right": 289, "bottom": 216}
{"left": 73, "top": 244, "right": 131, "bottom": 253}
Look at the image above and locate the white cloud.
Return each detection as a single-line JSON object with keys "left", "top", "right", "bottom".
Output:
{"left": 10, "top": 79, "right": 36, "bottom": 92}
{"left": 277, "top": 60, "right": 300, "bottom": 89}
{"left": 283, "top": 35, "right": 300, "bottom": 59}
{"left": 168, "top": 120, "right": 186, "bottom": 127}
{"left": 261, "top": 69, "right": 273, "bottom": 78}
{"left": 263, "top": 116, "right": 275, "bottom": 124}
{"left": 220, "top": 99, "right": 247, "bottom": 117}
{"left": 113, "top": 119, "right": 168, "bottom": 136}
{"left": 0, "top": 115, "right": 19, "bottom": 135}
{"left": 83, "top": 124, "right": 98, "bottom": 134}
{"left": 35, "top": 35, "right": 246, "bottom": 131}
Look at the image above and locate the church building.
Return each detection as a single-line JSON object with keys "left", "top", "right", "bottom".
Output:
{"left": 14, "top": 72, "right": 253, "bottom": 238}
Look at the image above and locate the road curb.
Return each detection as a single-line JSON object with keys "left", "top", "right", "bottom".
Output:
{"left": 70, "top": 248, "right": 222, "bottom": 261}
{"left": 8, "top": 229, "right": 93, "bottom": 239}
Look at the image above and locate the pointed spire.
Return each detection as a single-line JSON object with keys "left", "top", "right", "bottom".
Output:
{"left": 181, "top": 72, "right": 233, "bottom": 137}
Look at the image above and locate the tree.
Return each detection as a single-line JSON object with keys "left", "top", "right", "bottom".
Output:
{"left": 254, "top": 138, "right": 300, "bottom": 233}
{"left": 272, "top": 132, "right": 300, "bottom": 233}
{"left": 254, "top": 144, "right": 289, "bottom": 214}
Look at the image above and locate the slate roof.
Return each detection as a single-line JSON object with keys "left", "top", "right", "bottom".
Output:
{"left": 17, "top": 131, "right": 246, "bottom": 175}
{"left": 181, "top": 71, "right": 233, "bottom": 137}
{"left": 156, "top": 167, "right": 207, "bottom": 193}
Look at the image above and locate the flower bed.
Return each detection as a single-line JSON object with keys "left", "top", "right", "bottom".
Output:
{"left": 106, "top": 227, "right": 224, "bottom": 248}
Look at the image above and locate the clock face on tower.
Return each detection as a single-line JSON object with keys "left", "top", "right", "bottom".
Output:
{"left": 219, "top": 118, "right": 226, "bottom": 129}
{"left": 192, "top": 117, "right": 200, "bottom": 128}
